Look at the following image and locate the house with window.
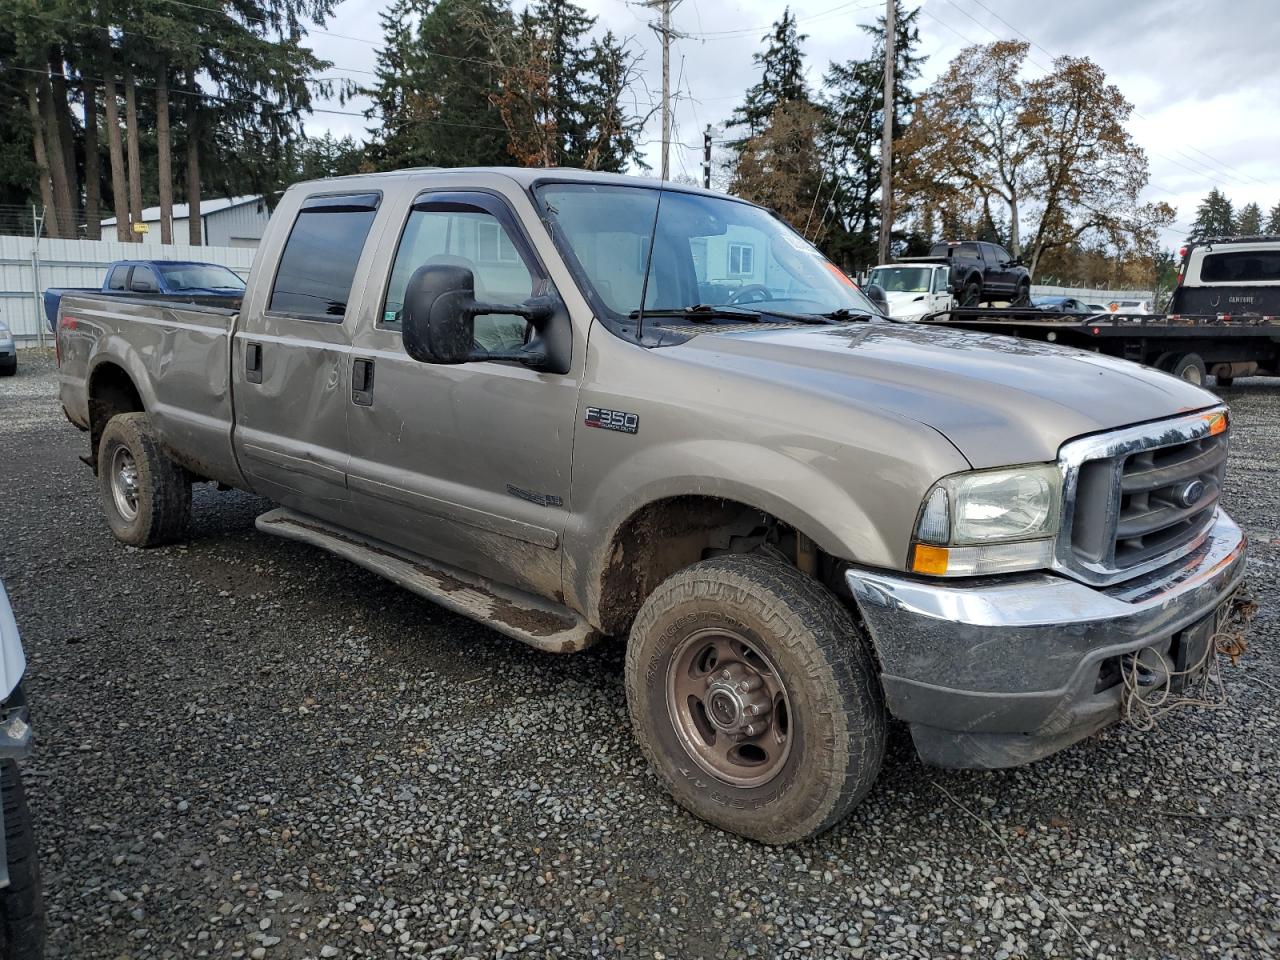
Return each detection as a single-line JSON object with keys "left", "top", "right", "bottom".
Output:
{"left": 692, "top": 224, "right": 783, "bottom": 294}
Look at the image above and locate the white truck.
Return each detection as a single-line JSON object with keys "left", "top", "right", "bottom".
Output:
{"left": 865, "top": 262, "right": 954, "bottom": 321}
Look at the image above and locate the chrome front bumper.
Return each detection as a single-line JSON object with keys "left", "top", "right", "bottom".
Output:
{"left": 845, "top": 510, "right": 1248, "bottom": 768}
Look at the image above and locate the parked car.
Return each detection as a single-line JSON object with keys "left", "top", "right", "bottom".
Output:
{"left": 43, "top": 260, "right": 246, "bottom": 332}
{"left": 0, "top": 321, "right": 14, "bottom": 377}
{"left": 1107, "top": 298, "right": 1152, "bottom": 314}
{"left": 0, "top": 581, "right": 44, "bottom": 959}
{"left": 865, "top": 263, "right": 954, "bottom": 320}
{"left": 56, "top": 168, "right": 1248, "bottom": 844}
{"left": 1032, "top": 295, "right": 1092, "bottom": 314}
{"left": 898, "top": 240, "right": 1031, "bottom": 306}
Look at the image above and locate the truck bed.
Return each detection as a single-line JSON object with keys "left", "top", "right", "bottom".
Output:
{"left": 923, "top": 307, "right": 1280, "bottom": 339}
{"left": 920, "top": 306, "right": 1280, "bottom": 381}
{"left": 57, "top": 293, "right": 245, "bottom": 487}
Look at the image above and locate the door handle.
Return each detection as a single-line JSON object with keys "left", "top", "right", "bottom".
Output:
{"left": 245, "top": 341, "right": 263, "bottom": 384}
{"left": 352, "top": 357, "right": 374, "bottom": 406}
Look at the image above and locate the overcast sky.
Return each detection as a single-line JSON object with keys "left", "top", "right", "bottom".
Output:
{"left": 301, "top": 0, "right": 1280, "bottom": 251}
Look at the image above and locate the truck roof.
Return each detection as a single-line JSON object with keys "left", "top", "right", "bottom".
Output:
{"left": 108, "top": 259, "right": 234, "bottom": 267}
{"left": 287, "top": 166, "right": 736, "bottom": 203}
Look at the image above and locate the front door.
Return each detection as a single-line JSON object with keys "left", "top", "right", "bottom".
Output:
{"left": 232, "top": 192, "right": 383, "bottom": 523}
{"left": 343, "top": 190, "right": 578, "bottom": 601}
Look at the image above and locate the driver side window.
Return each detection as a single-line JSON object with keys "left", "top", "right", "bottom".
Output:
{"left": 381, "top": 204, "right": 534, "bottom": 354}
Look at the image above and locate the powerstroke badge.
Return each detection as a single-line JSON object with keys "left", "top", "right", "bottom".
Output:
{"left": 584, "top": 406, "right": 639, "bottom": 435}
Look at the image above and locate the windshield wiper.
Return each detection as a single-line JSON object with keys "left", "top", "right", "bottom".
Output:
{"left": 628, "top": 304, "right": 765, "bottom": 322}
{"left": 813, "top": 307, "right": 876, "bottom": 322}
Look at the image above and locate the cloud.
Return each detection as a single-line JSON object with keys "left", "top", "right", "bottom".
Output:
{"left": 301, "top": 0, "right": 1280, "bottom": 248}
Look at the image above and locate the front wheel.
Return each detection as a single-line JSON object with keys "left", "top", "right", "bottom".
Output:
{"left": 0, "top": 761, "right": 44, "bottom": 960}
{"left": 625, "top": 555, "right": 886, "bottom": 844}
{"left": 1011, "top": 280, "right": 1031, "bottom": 306}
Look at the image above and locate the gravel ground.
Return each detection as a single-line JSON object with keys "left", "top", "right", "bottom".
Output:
{"left": 1, "top": 349, "right": 1277, "bottom": 960}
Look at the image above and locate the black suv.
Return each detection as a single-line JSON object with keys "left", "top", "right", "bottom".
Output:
{"left": 917, "top": 241, "right": 1031, "bottom": 306}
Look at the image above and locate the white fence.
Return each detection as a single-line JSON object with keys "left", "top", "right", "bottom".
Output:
{"left": 0, "top": 234, "right": 255, "bottom": 343}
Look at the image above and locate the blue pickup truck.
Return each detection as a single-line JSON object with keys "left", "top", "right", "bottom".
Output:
{"left": 43, "top": 260, "right": 245, "bottom": 332}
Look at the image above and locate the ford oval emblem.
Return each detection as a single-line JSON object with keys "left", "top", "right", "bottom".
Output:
{"left": 1177, "top": 479, "right": 1206, "bottom": 508}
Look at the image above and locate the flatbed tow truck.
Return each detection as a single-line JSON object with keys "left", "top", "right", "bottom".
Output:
{"left": 921, "top": 236, "right": 1280, "bottom": 386}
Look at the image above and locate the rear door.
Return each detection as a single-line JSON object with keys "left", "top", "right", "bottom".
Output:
{"left": 231, "top": 191, "right": 384, "bottom": 524}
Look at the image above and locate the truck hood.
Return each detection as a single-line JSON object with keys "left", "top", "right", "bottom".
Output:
{"left": 677, "top": 321, "right": 1219, "bottom": 468}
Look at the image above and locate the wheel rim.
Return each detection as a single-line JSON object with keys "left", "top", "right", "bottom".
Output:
{"left": 110, "top": 445, "right": 140, "bottom": 521}
{"left": 1180, "top": 365, "right": 1203, "bottom": 385}
{"left": 666, "top": 627, "right": 794, "bottom": 788}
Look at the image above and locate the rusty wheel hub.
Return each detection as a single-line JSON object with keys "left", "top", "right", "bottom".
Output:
{"left": 666, "top": 628, "right": 793, "bottom": 787}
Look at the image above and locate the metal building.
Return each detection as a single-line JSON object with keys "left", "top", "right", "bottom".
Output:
{"left": 101, "top": 195, "right": 271, "bottom": 248}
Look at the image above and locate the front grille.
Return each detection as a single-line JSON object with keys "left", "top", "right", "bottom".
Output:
{"left": 1057, "top": 409, "right": 1229, "bottom": 585}
{"left": 1113, "top": 434, "right": 1226, "bottom": 567}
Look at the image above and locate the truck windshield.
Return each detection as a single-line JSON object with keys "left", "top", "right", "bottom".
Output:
{"left": 536, "top": 183, "right": 877, "bottom": 321}
{"left": 156, "top": 263, "right": 246, "bottom": 291}
{"left": 867, "top": 266, "right": 932, "bottom": 293}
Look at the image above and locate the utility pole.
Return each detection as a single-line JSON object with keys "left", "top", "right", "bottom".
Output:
{"left": 878, "top": 0, "right": 895, "bottom": 265}
{"left": 702, "top": 125, "right": 712, "bottom": 189}
{"left": 643, "top": 1, "right": 685, "bottom": 181}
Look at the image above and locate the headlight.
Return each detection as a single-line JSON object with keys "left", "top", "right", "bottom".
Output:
{"left": 910, "top": 464, "right": 1061, "bottom": 576}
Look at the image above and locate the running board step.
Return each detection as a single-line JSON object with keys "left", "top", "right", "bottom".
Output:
{"left": 255, "top": 508, "right": 599, "bottom": 654}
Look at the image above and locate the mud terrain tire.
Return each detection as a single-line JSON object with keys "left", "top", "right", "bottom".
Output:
{"left": 625, "top": 554, "right": 886, "bottom": 844}
{"left": 97, "top": 412, "right": 191, "bottom": 546}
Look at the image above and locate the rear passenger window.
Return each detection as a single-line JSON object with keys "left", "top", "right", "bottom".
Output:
{"left": 1200, "top": 250, "right": 1280, "bottom": 283}
{"left": 959, "top": 242, "right": 981, "bottom": 258}
{"left": 268, "top": 193, "right": 380, "bottom": 320}
{"left": 106, "top": 267, "right": 127, "bottom": 291}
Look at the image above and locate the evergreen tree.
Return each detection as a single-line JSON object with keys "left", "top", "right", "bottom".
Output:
{"left": 366, "top": 0, "right": 512, "bottom": 170}
{"left": 729, "top": 9, "right": 809, "bottom": 144}
{"left": 1234, "top": 201, "right": 1262, "bottom": 236}
{"left": 535, "top": 0, "right": 596, "bottom": 158}
{"left": 1268, "top": 201, "right": 1280, "bottom": 235}
{"left": 1189, "top": 188, "right": 1234, "bottom": 239}
{"left": 817, "top": 5, "right": 924, "bottom": 268}
{"left": 731, "top": 101, "right": 826, "bottom": 238}
{"left": 575, "top": 30, "right": 647, "bottom": 171}
{"left": 294, "top": 133, "right": 366, "bottom": 180}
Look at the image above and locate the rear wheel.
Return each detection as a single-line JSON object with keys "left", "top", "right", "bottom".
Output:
{"left": 0, "top": 359, "right": 14, "bottom": 378}
{"left": 959, "top": 278, "right": 982, "bottom": 307}
{"left": 1168, "top": 353, "right": 1207, "bottom": 386}
{"left": 0, "top": 761, "right": 44, "bottom": 960}
{"left": 97, "top": 412, "right": 191, "bottom": 546}
{"left": 625, "top": 554, "right": 886, "bottom": 844}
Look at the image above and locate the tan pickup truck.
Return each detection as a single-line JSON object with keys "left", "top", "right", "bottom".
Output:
{"left": 56, "top": 168, "right": 1247, "bottom": 843}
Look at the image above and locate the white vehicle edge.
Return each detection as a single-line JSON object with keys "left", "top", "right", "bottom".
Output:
{"left": 865, "top": 262, "right": 955, "bottom": 321}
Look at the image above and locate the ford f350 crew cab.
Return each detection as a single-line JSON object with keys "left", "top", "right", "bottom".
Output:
{"left": 56, "top": 169, "right": 1248, "bottom": 844}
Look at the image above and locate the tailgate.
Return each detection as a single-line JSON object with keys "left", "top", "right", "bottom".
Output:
{"left": 1170, "top": 284, "right": 1280, "bottom": 316}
